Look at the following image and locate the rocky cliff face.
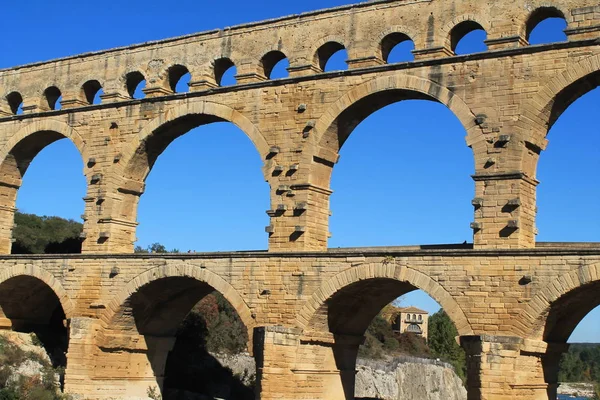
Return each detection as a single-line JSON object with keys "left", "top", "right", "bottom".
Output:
{"left": 557, "top": 382, "right": 595, "bottom": 399}
{"left": 355, "top": 357, "right": 467, "bottom": 400}
{"left": 196, "top": 353, "right": 467, "bottom": 400}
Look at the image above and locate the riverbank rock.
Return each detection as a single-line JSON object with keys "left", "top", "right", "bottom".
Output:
{"left": 355, "top": 357, "right": 467, "bottom": 400}
{"left": 557, "top": 382, "right": 595, "bottom": 398}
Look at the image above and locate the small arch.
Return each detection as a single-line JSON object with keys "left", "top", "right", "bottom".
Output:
{"left": 450, "top": 20, "right": 488, "bottom": 55}
{"left": 125, "top": 71, "right": 147, "bottom": 99}
{"left": 315, "top": 41, "right": 347, "bottom": 72}
{"left": 6, "top": 92, "right": 23, "bottom": 115}
{"left": 44, "top": 86, "right": 62, "bottom": 110}
{"left": 214, "top": 57, "right": 237, "bottom": 86}
{"left": 525, "top": 7, "right": 567, "bottom": 44}
{"left": 380, "top": 32, "right": 415, "bottom": 63}
{"left": 167, "top": 64, "right": 191, "bottom": 93}
{"left": 81, "top": 80, "right": 103, "bottom": 105}
{"left": 260, "top": 50, "right": 289, "bottom": 79}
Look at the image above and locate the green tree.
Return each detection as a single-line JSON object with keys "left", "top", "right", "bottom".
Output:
{"left": 12, "top": 212, "right": 82, "bottom": 254}
{"left": 559, "top": 344, "right": 600, "bottom": 385}
{"left": 428, "top": 310, "right": 466, "bottom": 380}
{"left": 134, "top": 242, "right": 179, "bottom": 253}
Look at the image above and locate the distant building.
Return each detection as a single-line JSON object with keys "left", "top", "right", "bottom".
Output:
{"left": 388, "top": 306, "right": 429, "bottom": 338}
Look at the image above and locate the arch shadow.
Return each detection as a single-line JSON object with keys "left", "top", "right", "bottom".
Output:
{"left": 309, "top": 35, "right": 351, "bottom": 72}
{"left": 379, "top": 31, "right": 415, "bottom": 63}
{"left": 523, "top": 6, "right": 569, "bottom": 43}
{"left": 441, "top": 15, "right": 490, "bottom": 52}
{"left": 100, "top": 264, "right": 254, "bottom": 338}
{"left": 375, "top": 25, "right": 419, "bottom": 59}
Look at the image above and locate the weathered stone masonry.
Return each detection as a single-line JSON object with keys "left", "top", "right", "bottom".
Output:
{"left": 0, "top": 0, "right": 599, "bottom": 398}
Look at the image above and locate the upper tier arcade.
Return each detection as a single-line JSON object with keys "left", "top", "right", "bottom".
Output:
{"left": 0, "top": 0, "right": 597, "bottom": 112}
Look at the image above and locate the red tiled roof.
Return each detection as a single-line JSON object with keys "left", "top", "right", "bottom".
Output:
{"left": 396, "top": 306, "right": 428, "bottom": 314}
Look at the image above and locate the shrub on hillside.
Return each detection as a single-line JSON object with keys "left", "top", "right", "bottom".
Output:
{"left": 0, "top": 335, "right": 69, "bottom": 399}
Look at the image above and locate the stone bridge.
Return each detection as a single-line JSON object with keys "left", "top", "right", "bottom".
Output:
{"left": 0, "top": 0, "right": 599, "bottom": 398}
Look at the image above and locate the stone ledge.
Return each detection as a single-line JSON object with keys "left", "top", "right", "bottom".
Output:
{"left": 0, "top": 242, "right": 598, "bottom": 260}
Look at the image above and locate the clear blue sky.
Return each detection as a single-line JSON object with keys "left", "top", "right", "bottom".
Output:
{"left": 1, "top": 1, "right": 598, "bottom": 342}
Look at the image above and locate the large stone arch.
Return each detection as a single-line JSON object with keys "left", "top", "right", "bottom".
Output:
{"left": 0, "top": 119, "right": 86, "bottom": 165}
{"left": 119, "top": 99, "right": 270, "bottom": 181}
{"left": 312, "top": 73, "right": 480, "bottom": 152}
{"left": 92, "top": 265, "right": 256, "bottom": 397}
{"left": 295, "top": 262, "right": 473, "bottom": 336}
{"left": 0, "top": 119, "right": 87, "bottom": 254}
{"left": 0, "top": 264, "right": 74, "bottom": 320}
{"left": 525, "top": 54, "right": 600, "bottom": 145}
{"left": 110, "top": 100, "right": 270, "bottom": 253}
{"left": 516, "top": 262, "right": 600, "bottom": 342}
{"left": 373, "top": 26, "right": 418, "bottom": 61}
{"left": 306, "top": 73, "right": 481, "bottom": 188}
{"left": 101, "top": 264, "right": 255, "bottom": 339}
{"left": 519, "top": 2, "right": 571, "bottom": 41}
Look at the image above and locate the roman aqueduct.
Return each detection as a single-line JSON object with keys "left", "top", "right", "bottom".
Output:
{"left": 0, "top": 0, "right": 599, "bottom": 398}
